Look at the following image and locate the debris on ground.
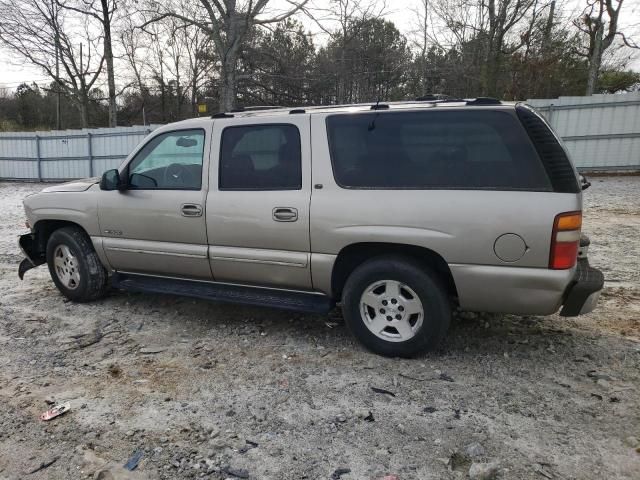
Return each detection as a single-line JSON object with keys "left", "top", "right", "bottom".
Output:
{"left": 139, "top": 346, "right": 166, "bottom": 354}
{"left": 331, "top": 467, "right": 351, "bottom": 479}
{"left": 39, "top": 402, "right": 70, "bottom": 421}
{"left": 468, "top": 461, "right": 500, "bottom": 480}
{"left": 439, "top": 372, "right": 455, "bottom": 382}
{"left": 222, "top": 466, "right": 250, "bottom": 478}
{"left": 28, "top": 456, "right": 58, "bottom": 474}
{"left": 371, "top": 386, "right": 396, "bottom": 397}
{"left": 238, "top": 439, "right": 259, "bottom": 454}
{"left": 123, "top": 450, "right": 144, "bottom": 471}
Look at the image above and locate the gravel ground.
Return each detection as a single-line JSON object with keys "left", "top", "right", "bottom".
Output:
{"left": 0, "top": 177, "right": 638, "bottom": 480}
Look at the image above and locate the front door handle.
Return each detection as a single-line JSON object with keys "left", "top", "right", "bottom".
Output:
{"left": 181, "top": 203, "right": 203, "bottom": 217}
{"left": 273, "top": 207, "right": 298, "bottom": 222}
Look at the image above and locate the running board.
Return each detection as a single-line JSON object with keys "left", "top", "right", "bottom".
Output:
{"left": 111, "top": 273, "right": 334, "bottom": 314}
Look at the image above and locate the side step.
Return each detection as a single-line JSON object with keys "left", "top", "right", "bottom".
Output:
{"left": 111, "top": 273, "right": 334, "bottom": 314}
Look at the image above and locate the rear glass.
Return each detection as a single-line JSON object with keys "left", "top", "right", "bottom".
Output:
{"left": 326, "top": 110, "right": 552, "bottom": 190}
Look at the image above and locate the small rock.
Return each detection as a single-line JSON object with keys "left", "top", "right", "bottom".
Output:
{"left": 125, "top": 430, "right": 135, "bottom": 437}
{"left": 624, "top": 436, "right": 639, "bottom": 448}
{"left": 596, "top": 378, "right": 610, "bottom": 388}
{"left": 465, "top": 442, "right": 486, "bottom": 458}
{"left": 336, "top": 413, "right": 347, "bottom": 423}
{"left": 469, "top": 461, "right": 500, "bottom": 480}
{"left": 331, "top": 467, "right": 351, "bottom": 479}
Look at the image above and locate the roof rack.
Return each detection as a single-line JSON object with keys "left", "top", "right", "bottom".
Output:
{"left": 211, "top": 112, "right": 234, "bottom": 118}
{"left": 231, "top": 105, "right": 284, "bottom": 112}
{"left": 466, "top": 97, "right": 502, "bottom": 106}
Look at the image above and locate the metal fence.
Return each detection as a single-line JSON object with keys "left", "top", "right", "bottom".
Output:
{"left": 0, "top": 125, "right": 159, "bottom": 181}
{"left": 527, "top": 92, "right": 640, "bottom": 171}
{"left": 1, "top": 93, "right": 639, "bottom": 181}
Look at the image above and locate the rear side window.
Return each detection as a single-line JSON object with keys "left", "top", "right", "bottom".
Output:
{"left": 219, "top": 124, "right": 302, "bottom": 190}
{"left": 326, "top": 110, "right": 552, "bottom": 191}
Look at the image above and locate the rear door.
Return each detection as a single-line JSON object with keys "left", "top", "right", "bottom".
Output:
{"left": 206, "top": 115, "right": 312, "bottom": 289}
{"left": 97, "top": 124, "right": 212, "bottom": 279}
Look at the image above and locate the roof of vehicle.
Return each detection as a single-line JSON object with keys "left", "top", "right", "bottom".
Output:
{"left": 158, "top": 98, "right": 519, "bottom": 131}
{"left": 209, "top": 97, "right": 518, "bottom": 119}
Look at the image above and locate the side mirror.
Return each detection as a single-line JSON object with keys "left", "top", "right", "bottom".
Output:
{"left": 100, "top": 169, "right": 123, "bottom": 191}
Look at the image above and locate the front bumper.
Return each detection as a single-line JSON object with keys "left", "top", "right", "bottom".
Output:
{"left": 560, "top": 258, "right": 604, "bottom": 316}
{"left": 18, "top": 232, "right": 45, "bottom": 279}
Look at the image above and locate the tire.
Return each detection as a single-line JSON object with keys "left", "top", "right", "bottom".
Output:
{"left": 342, "top": 255, "right": 451, "bottom": 357}
{"left": 46, "top": 226, "right": 108, "bottom": 302}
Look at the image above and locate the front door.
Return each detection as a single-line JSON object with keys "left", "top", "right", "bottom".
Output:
{"left": 97, "top": 126, "right": 212, "bottom": 279}
{"left": 206, "top": 116, "right": 312, "bottom": 289}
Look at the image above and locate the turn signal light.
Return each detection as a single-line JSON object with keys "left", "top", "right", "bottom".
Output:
{"left": 549, "top": 211, "right": 582, "bottom": 269}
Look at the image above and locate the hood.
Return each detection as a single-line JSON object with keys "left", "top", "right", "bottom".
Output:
{"left": 41, "top": 177, "right": 100, "bottom": 193}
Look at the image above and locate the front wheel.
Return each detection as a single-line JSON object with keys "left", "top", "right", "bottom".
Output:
{"left": 46, "top": 226, "right": 108, "bottom": 302}
{"left": 342, "top": 256, "right": 451, "bottom": 357}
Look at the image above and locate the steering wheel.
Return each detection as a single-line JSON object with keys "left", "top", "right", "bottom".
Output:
{"left": 163, "top": 163, "right": 195, "bottom": 188}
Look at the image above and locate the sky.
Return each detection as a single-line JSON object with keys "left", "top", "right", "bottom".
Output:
{"left": 0, "top": 0, "right": 639, "bottom": 92}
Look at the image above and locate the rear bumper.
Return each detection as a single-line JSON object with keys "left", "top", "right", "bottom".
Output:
{"left": 450, "top": 263, "right": 574, "bottom": 315}
{"left": 450, "top": 258, "right": 604, "bottom": 316}
{"left": 559, "top": 259, "right": 604, "bottom": 316}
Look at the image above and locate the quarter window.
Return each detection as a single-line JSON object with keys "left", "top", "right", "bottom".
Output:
{"left": 219, "top": 125, "right": 302, "bottom": 190}
{"left": 326, "top": 111, "right": 552, "bottom": 191}
{"left": 127, "top": 129, "right": 205, "bottom": 190}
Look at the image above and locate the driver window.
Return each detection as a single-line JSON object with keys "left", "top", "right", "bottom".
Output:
{"left": 127, "top": 129, "right": 205, "bottom": 190}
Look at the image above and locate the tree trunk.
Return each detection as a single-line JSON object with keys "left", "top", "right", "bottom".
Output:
{"left": 220, "top": 57, "right": 237, "bottom": 112}
{"left": 101, "top": 0, "right": 117, "bottom": 127}
{"left": 79, "top": 93, "right": 89, "bottom": 128}
{"left": 586, "top": 22, "right": 604, "bottom": 96}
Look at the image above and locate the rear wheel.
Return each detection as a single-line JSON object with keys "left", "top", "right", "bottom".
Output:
{"left": 342, "top": 255, "right": 451, "bottom": 357}
{"left": 46, "top": 226, "right": 108, "bottom": 302}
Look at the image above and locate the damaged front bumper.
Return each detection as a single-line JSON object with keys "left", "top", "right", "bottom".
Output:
{"left": 18, "top": 233, "right": 45, "bottom": 279}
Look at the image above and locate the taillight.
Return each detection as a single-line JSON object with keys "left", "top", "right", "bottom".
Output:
{"left": 549, "top": 211, "right": 582, "bottom": 269}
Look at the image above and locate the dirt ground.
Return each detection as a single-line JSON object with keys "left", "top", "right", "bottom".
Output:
{"left": 0, "top": 177, "right": 638, "bottom": 480}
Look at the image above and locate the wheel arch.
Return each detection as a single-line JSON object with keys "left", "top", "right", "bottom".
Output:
{"left": 31, "top": 220, "right": 91, "bottom": 260}
{"left": 330, "top": 242, "right": 458, "bottom": 302}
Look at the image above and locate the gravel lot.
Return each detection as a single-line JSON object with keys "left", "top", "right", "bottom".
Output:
{"left": 0, "top": 177, "right": 638, "bottom": 480}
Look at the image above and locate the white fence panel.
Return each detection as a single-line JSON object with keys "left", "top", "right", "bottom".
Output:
{"left": 1, "top": 93, "right": 640, "bottom": 181}
{"left": 527, "top": 92, "right": 640, "bottom": 170}
{"left": 0, "top": 125, "right": 158, "bottom": 181}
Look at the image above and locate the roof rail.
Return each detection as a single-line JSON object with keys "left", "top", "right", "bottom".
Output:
{"left": 231, "top": 105, "right": 284, "bottom": 112}
{"left": 466, "top": 97, "right": 502, "bottom": 106}
{"left": 416, "top": 94, "right": 441, "bottom": 101}
{"left": 211, "top": 112, "right": 234, "bottom": 118}
{"left": 370, "top": 103, "right": 389, "bottom": 110}
{"left": 289, "top": 108, "right": 306, "bottom": 114}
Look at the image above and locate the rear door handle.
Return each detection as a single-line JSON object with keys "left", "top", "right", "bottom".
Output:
{"left": 181, "top": 203, "right": 203, "bottom": 217}
{"left": 273, "top": 207, "right": 298, "bottom": 222}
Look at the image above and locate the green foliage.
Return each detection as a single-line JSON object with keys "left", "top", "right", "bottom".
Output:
{"left": 598, "top": 70, "right": 640, "bottom": 93}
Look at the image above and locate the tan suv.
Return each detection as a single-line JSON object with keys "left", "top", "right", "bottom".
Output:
{"left": 18, "top": 99, "right": 604, "bottom": 357}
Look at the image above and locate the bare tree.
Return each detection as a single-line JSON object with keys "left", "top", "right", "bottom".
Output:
{"left": 145, "top": 0, "right": 309, "bottom": 112}
{"left": 303, "top": 0, "right": 387, "bottom": 103}
{"left": 58, "top": 0, "right": 119, "bottom": 126}
{"left": 0, "top": 0, "right": 105, "bottom": 127}
{"left": 575, "top": 0, "right": 638, "bottom": 95}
